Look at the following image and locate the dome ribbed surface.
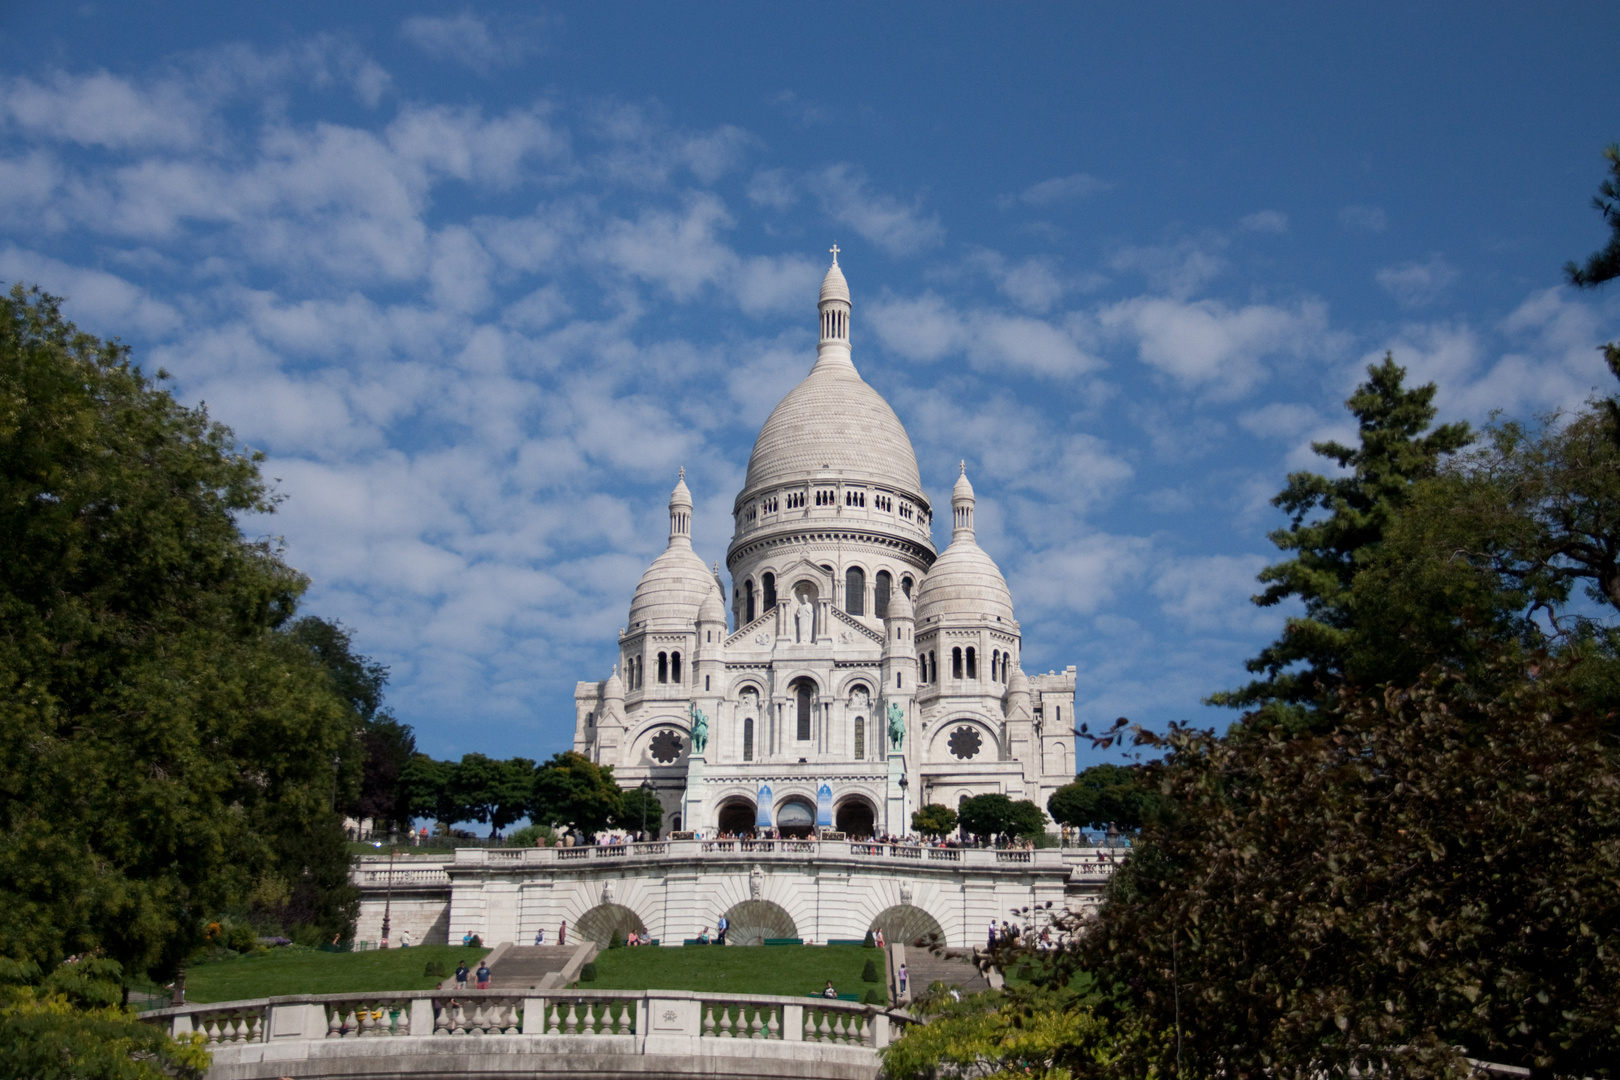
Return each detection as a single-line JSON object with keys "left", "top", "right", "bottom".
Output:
{"left": 915, "top": 538, "right": 1015, "bottom": 626}
{"left": 743, "top": 361, "right": 923, "bottom": 494}
{"left": 820, "top": 262, "right": 850, "bottom": 304}
{"left": 698, "top": 582, "right": 726, "bottom": 623}
{"left": 628, "top": 543, "right": 714, "bottom": 628}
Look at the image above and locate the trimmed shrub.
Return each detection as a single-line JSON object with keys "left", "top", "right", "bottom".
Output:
{"left": 424, "top": 960, "right": 447, "bottom": 978}
{"left": 863, "top": 988, "right": 882, "bottom": 1004}
{"left": 861, "top": 958, "right": 880, "bottom": 983}
{"left": 609, "top": 931, "right": 625, "bottom": 949}
{"left": 862, "top": 930, "right": 875, "bottom": 947}
{"left": 580, "top": 962, "right": 598, "bottom": 982}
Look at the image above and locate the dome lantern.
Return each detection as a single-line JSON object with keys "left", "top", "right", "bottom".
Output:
{"left": 817, "top": 245, "right": 852, "bottom": 363}
{"left": 952, "top": 461, "right": 975, "bottom": 540}
{"left": 669, "top": 467, "right": 693, "bottom": 546}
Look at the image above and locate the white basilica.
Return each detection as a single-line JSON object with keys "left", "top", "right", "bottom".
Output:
{"left": 572, "top": 254, "right": 1077, "bottom": 841}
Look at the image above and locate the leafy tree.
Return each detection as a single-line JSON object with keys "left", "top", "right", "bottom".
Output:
{"left": 1211, "top": 355, "right": 1472, "bottom": 725}
{"left": 614, "top": 785, "right": 665, "bottom": 838}
{"left": 0, "top": 286, "right": 361, "bottom": 977}
{"left": 1565, "top": 144, "right": 1620, "bottom": 288}
{"left": 1046, "top": 763, "right": 1160, "bottom": 831}
{"left": 956, "top": 794, "right": 1042, "bottom": 841}
{"left": 1067, "top": 657, "right": 1620, "bottom": 1078}
{"left": 401, "top": 754, "right": 462, "bottom": 830}
{"left": 910, "top": 803, "right": 959, "bottom": 838}
{"left": 529, "top": 751, "right": 623, "bottom": 838}
{"left": 0, "top": 956, "right": 210, "bottom": 1080}
{"left": 285, "top": 616, "right": 415, "bottom": 832}
{"left": 455, "top": 754, "right": 535, "bottom": 837}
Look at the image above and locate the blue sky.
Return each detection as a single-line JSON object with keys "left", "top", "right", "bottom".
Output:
{"left": 2, "top": 3, "right": 1617, "bottom": 769}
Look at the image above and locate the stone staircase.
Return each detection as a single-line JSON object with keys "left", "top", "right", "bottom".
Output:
{"left": 898, "top": 946, "right": 992, "bottom": 998}
{"left": 484, "top": 946, "right": 580, "bottom": 989}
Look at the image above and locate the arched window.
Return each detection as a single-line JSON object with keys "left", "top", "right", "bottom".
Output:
{"left": 745, "top": 578, "right": 756, "bottom": 624}
{"left": 763, "top": 572, "right": 777, "bottom": 611}
{"left": 743, "top": 717, "right": 754, "bottom": 762}
{"left": 928, "top": 651, "right": 936, "bottom": 683}
{"left": 992, "top": 650, "right": 1001, "bottom": 681}
{"left": 952, "top": 647, "right": 963, "bottom": 679}
{"left": 875, "top": 571, "right": 892, "bottom": 619}
{"left": 901, "top": 575, "right": 913, "bottom": 598}
{"left": 966, "top": 647, "right": 977, "bottom": 679}
{"left": 795, "top": 681, "right": 813, "bottom": 741}
{"left": 846, "top": 567, "right": 865, "bottom": 616}
{"left": 854, "top": 716, "right": 865, "bottom": 760}
{"left": 671, "top": 651, "right": 682, "bottom": 684}
{"left": 657, "top": 652, "right": 668, "bottom": 684}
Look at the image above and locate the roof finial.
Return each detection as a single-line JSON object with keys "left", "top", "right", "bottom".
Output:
{"left": 679, "top": 465, "right": 686, "bottom": 481}
{"left": 829, "top": 243, "right": 840, "bottom": 266}
{"left": 960, "top": 459, "right": 967, "bottom": 475}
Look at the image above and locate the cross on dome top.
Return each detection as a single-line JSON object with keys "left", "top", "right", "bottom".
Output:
{"left": 829, "top": 243, "right": 841, "bottom": 266}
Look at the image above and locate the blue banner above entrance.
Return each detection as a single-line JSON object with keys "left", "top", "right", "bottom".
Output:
{"left": 756, "top": 785, "right": 773, "bottom": 828}
{"left": 816, "top": 783, "right": 833, "bottom": 827}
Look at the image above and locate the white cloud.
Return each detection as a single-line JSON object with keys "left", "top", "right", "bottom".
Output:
{"left": 745, "top": 168, "right": 797, "bottom": 210}
{"left": 868, "top": 292, "right": 1103, "bottom": 377}
{"left": 1340, "top": 205, "right": 1388, "bottom": 233}
{"left": 1109, "top": 237, "right": 1228, "bottom": 298}
{"left": 1011, "top": 533, "right": 1151, "bottom": 618}
{"left": 1008, "top": 172, "right": 1109, "bottom": 207}
{"left": 1240, "top": 210, "right": 1288, "bottom": 234}
{"left": 1, "top": 71, "right": 207, "bottom": 151}
{"left": 812, "top": 163, "right": 944, "bottom": 256}
{"left": 1150, "top": 553, "right": 1273, "bottom": 633}
{"left": 1237, "top": 401, "right": 1321, "bottom": 439}
{"left": 399, "top": 12, "right": 538, "bottom": 70}
{"left": 1099, "top": 296, "right": 1333, "bottom": 398}
{"left": 0, "top": 246, "right": 181, "bottom": 337}
{"left": 1376, "top": 255, "right": 1457, "bottom": 308}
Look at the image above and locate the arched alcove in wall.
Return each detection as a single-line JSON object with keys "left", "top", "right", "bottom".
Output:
{"left": 868, "top": 904, "right": 945, "bottom": 948}
{"left": 716, "top": 797, "right": 757, "bottom": 836}
{"left": 776, "top": 797, "right": 816, "bottom": 839}
{"left": 721, "top": 900, "right": 798, "bottom": 946}
{"left": 575, "top": 903, "right": 647, "bottom": 946}
{"left": 834, "top": 796, "right": 877, "bottom": 839}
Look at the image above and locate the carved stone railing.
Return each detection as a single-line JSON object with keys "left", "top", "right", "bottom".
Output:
{"left": 144, "top": 988, "right": 912, "bottom": 1050}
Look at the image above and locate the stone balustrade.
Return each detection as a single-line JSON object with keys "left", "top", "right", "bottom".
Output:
{"left": 429, "top": 840, "right": 1075, "bottom": 871}
{"left": 144, "top": 989, "right": 911, "bottom": 1080}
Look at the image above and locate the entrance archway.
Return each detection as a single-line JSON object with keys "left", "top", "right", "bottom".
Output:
{"left": 776, "top": 798, "right": 815, "bottom": 839}
{"left": 869, "top": 904, "right": 944, "bottom": 949}
{"left": 721, "top": 900, "right": 798, "bottom": 946}
{"left": 575, "top": 903, "right": 647, "bottom": 947}
{"left": 716, "top": 799, "right": 756, "bottom": 837}
{"left": 834, "top": 798, "right": 876, "bottom": 839}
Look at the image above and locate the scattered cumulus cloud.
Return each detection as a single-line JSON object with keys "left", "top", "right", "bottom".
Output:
{"left": 1340, "top": 205, "right": 1389, "bottom": 233}
{"left": 1376, "top": 255, "right": 1458, "bottom": 309}
{"left": 1099, "top": 296, "right": 1333, "bottom": 398}
{"left": 1149, "top": 553, "right": 1273, "bottom": 633}
{"left": 1006, "top": 172, "right": 1110, "bottom": 208}
{"left": 812, "top": 163, "right": 944, "bottom": 256}
{"left": 868, "top": 292, "right": 1102, "bottom": 377}
{"left": 1240, "top": 210, "right": 1288, "bottom": 234}
{"left": 399, "top": 12, "right": 540, "bottom": 71}
{"left": 1, "top": 71, "right": 207, "bottom": 151}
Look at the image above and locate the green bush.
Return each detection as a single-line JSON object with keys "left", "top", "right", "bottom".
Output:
{"left": 862, "top": 930, "right": 875, "bottom": 948}
{"left": 609, "top": 931, "right": 624, "bottom": 949}
{"left": 506, "top": 823, "right": 556, "bottom": 847}
{"left": 861, "top": 959, "right": 880, "bottom": 983}
{"left": 424, "top": 960, "right": 446, "bottom": 978}
{"left": 579, "top": 962, "right": 597, "bottom": 982}
{"left": 863, "top": 988, "right": 882, "bottom": 1004}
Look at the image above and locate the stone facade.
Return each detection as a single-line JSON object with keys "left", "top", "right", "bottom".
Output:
{"left": 573, "top": 255, "right": 1077, "bottom": 839}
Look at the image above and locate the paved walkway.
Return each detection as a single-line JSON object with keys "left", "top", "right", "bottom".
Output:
{"left": 485, "top": 946, "right": 579, "bottom": 989}
{"left": 901, "top": 947, "right": 992, "bottom": 997}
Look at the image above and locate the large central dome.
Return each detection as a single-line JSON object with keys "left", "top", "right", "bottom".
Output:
{"left": 739, "top": 258, "right": 923, "bottom": 500}
{"left": 742, "top": 357, "right": 923, "bottom": 495}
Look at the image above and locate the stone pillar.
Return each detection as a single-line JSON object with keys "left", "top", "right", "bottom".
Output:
{"left": 683, "top": 754, "right": 706, "bottom": 836}
{"left": 885, "top": 752, "right": 907, "bottom": 837}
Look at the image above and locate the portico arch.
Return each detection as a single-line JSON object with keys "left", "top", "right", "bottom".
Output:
{"left": 775, "top": 797, "right": 816, "bottom": 839}
{"left": 575, "top": 903, "right": 647, "bottom": 946}
{"left": 721, "top": 900, "right": 797, "bottom": 946}
{"left": 869, "top": 904, "right": 945, "bottom": 949}
{"left": 834, "top": 796, "right": 877, "bottom": 839}
{"left": 716, "top": 797, "right": 757, "bottom": 837}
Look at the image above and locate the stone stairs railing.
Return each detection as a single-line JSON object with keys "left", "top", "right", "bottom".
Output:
{"left": 143, "top": 988, "right": 912, "bottom": 1049}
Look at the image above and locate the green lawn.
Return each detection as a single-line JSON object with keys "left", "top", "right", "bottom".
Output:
{"left": 585, "top": 944, "right": 886, "bottom": 1001}
{"left": 171, "top": 945, "right": 491, "bottom": 1003}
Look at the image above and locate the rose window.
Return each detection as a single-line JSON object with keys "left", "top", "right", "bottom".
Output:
{"left": 649, "top": 730, "right": 684, "bottom": 764}
{"left": 948, "top": 726, "right": 982, "bottom": 760}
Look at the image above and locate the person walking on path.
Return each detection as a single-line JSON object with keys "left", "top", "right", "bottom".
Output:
{"left": 454, "top": 960, "right": 469, "bottom": 990}
{"left": 559, "top": 920, "right": 567, "bottom": 946}
{"left": 897, "top": 962, "right": 908, "bottom": 997}
{"left": 475, "top": 961, "right": 491, "bottom": 989}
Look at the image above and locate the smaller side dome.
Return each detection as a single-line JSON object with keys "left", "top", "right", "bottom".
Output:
{"left": 604, "top": 666, "right": 625, "bottom": 701}
{"left": 820, "top": 249, "right": 850, "bottom": 304}
{"left": 916, "top": 468, "right": 1014, "bottom": 626}
{"left": 698, "top": 582, "right": 726, "bottom": 624}
{"left": 1006, "top": 663, "right": 1029, "bottom": 697}
{"left": 886, "top": 585, "right": 915, "bottom": 622}
{"left": 628, "top": 472, "right": 714, "bottom": 628}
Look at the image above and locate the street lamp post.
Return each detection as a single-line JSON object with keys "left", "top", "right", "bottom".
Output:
{"left": 897, "top": 774, "right": 909, "bottom": 837}
{"left": 640, "top": 779, "right": 653, "bottom": 841}
{"left": 373, "top": 840, "right": 396, "bottom": 947}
